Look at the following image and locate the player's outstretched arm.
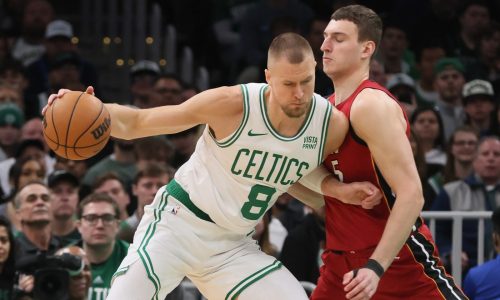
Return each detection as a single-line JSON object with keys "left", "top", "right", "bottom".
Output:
{"left": 44, "top": 85, "right": 244, "bottom": 140}
{"left": 295, "top": 166, "right": 382, "bottom": 209}
{"left": 343, "top": 89, "right": 424, "bottom": 299}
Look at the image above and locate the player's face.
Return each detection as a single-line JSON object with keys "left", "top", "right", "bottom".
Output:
{"left": 133, "top": 175, "right": 169, "bottom": 208}
{"left": 321, "top": 20, "right": 366, "bottom": 78}
{"left": 78, "top": 202, "right": 119, "bottom": 247}
{"left": 265, "top": 55, "right": 316, "bottom": 118}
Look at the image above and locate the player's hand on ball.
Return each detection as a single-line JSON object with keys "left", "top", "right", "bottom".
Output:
{"left": 43, "top": 86, "right": 95, "bottom": 115}
{"left": 343, "top": 268, "right": 380, "bottom": 300}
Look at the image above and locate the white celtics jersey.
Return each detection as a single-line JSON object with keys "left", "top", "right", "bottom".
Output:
{"left": 175, "top": 83, "right": 333, "bottom": 234}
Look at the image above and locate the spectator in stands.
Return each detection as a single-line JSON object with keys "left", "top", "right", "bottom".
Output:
{"left": 0, "top": 103, "right": 23, "bottom": 161}
{"left": 133, "top": 136, "right": 174, "bottom": 176}
{"left": 26, "top": 20, "right": 98, "bottom": 108}
{"left": 1, "top": 155, "right": 46, "bottom": 231}
{"left": 462, "top": 79, "right": 497, "bottom": 137}
{"left": 91, "top": 173, "right": 130, "bottom": 221}
{"left": 463, "top": 206, "right": 500, "bottom": 300}
{"left": 386, "top": 73, "right": 418, "bottom": 116}
{"left": 305, "top": 16, "right": 332, "bottom": 96}
{"left": 153, "top": 74, "right": 183, "bottom": 106}
{"left": 0, "top": 216, "right": 16, "bottom": 300}
{"left": 81, "top": 138, "right": 137, "bottom": 193}
{"left": 253, "top": 211, "right": 278, "bottom": 258}
{"left": 409, "top": 128, "right": 440, "bottom": 210}
{"left": 452, "top": 1, "right": 491, "bottom": 58}
{"left": 27, "top": 51, "right": 86, "bottom": 119}
{"left": 427, "top": 126, "right": 480, "bottom": 208}
{"left": 0, "top": 84, "right": 25, "bottom": 113}
{"left": 11, "top": 0, "right": 54, "bottom": 66}
{"left": 53, "top": 155, "right": 88, "bottom": 180}
{"left": 268, "top": 192, "right": 306, "bottom": 255}
{"left": 236, "top": 0, "right": 313, "bottom": 81}
{"left": 433, "top": 57, "right": 467, "bottom": 139}
{"left": 14, "top": 181, "right": 61, "bottom": 260}
{"left": 464, "top": 22, "right": 500, "bottom": 85}
{"left": 0, "top": 59, "right": 29, "bottom": 95}
{"left": 129, "top": 60, "right": 160, "bottom": 108}
{"left": 55, "top": 246, "right": 91, "bottom": 300}
{"left": 279, "top": 207, "right": 325, "bottom": 283}
{"left": 432, "top": 136, "right": 500, "bottom": 273}
{"left": 413, "top": 40, "right": 446, "bottom": 106}
{"left": 179, "top": 83, "right": 199, "bottom": 103}
{"left": 48, "top": 170, "right": 81, "bottom": 246}
{"left": 117, "top": 163, "right": 170, "bottom": 242}
{"left": 369, "top": 58, "right": 387, "bottom": 88}
{"left": 410, "top": 106, "right": 447, "bottom": 180}
{"left": 168, "top": 127, "right": 200, "bottom": 169}
{"left": 75, "top": 193, "right": 128, "bottom": 300}
{"left": 377, "top": 22, "right": 412, "bottom": 75}
{"left": 0, "top": 138, "right": 49, "bottom": 197}
{"left": 0, "top": 32, "right": 14, "bottom": 66}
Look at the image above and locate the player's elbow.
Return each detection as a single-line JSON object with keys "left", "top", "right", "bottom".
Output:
{"left": 396, "top": 183, "right": 424, "bottom": 212}
{"left": 408, "top": 185, "right": 424, "bottom": 211}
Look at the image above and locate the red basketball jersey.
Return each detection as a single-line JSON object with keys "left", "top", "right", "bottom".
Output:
{"left": 323, "top": 79, "right": 414, "bottom": 251}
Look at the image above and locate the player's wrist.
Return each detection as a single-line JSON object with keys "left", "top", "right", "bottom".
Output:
{"left": 364, "top": 259, "right": 385, "bottom": 278}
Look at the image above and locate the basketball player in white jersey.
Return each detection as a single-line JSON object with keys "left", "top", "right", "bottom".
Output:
{"left": 45, "top": 33, "right": 381, "bottom": 300}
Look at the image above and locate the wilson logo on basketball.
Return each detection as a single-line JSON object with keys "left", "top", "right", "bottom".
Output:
{"left": 91, "top": 117, "right": 111, "bottom": 140}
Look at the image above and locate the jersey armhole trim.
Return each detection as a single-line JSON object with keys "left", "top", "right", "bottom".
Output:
{"left": 318, "top": 103, "right": 332, "bottom": 165}
{"left": 211, "top": 84, "right": 250, "bottom": 148}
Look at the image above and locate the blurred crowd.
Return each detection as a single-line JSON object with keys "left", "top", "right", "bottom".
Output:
{"left": 0, "top": 0, "right": 499, "bottom": 299}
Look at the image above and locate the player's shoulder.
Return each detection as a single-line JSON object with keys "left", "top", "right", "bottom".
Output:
{"left": 352, "top": 88, "right": 399, "bottom": 115}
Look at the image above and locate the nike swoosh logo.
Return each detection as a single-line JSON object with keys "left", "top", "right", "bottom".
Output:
{"left": 248, "top": 130, "right": 267, "bottom": 137}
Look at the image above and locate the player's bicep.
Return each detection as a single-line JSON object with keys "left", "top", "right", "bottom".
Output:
{"left": 136, "top": 86, "right": 241, "bottom": 136}
{"left": 323, "top": 106, "right": 348, "bottom": 158}
{"left": 351, "top": 91, "right": 420, "bottom": 195}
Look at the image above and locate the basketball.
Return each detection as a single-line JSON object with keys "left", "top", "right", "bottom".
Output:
{"left": 43, "top": 91, "right": 111, "bottom": 160}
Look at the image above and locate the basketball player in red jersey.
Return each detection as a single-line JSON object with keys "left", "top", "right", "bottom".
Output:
{"left": 311, "top": 5, "right": 468, "bottom": 300}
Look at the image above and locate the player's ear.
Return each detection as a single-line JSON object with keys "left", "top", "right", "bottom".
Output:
{"left": 361, "top": 41, "right": 376, "bottom": 59}
{"left": 264, "top": 69, "right": 271, "bottom": 84}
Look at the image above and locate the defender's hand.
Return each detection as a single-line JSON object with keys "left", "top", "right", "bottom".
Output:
{"left": 337, "top": 182, "right": 382, "bottom": 209}
{"left": 343, "top": 268, "right": 380, "bottom": 300}
{"left": 42, "top": 86, "right": 94, "bottom": 115}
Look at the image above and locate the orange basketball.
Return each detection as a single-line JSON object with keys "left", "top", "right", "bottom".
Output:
{"left": 43, "top": 91, "right": 111, "bottom": 160}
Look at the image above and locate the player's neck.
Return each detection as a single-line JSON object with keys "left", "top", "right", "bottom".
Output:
{"left": 332, "top": 67, "right": 369, "bottom": 105}
{"left": 265, "top": 89, "right": 309, "bottom": 137}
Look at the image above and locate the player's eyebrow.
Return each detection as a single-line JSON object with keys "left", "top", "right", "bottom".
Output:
{"left": 323, "top": 31, "right": 347, "bottom": 38}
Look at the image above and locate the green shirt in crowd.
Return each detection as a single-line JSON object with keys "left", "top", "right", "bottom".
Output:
{"left": 88, "top": 239, "right": 129, "bottom": 300}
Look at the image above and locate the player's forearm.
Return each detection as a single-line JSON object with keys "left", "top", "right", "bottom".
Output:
{"left": 105, "top": 103, "right": 140, "bottom": 140}
{"left": 370, "top": 188, "right": 424, "bottom": 270}
{"left": 321, "top": 176, "right": 352, "bottom": 201}
{"left": 288, "top": 183, "right": 325, "bottom": 210}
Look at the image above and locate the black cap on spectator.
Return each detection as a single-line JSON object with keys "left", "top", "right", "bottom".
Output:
{"left": 48, "top": 170, "right": 79, "bottom": 188}
{"left": 14, "top": 139, "right": 45, "bottom": 158}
